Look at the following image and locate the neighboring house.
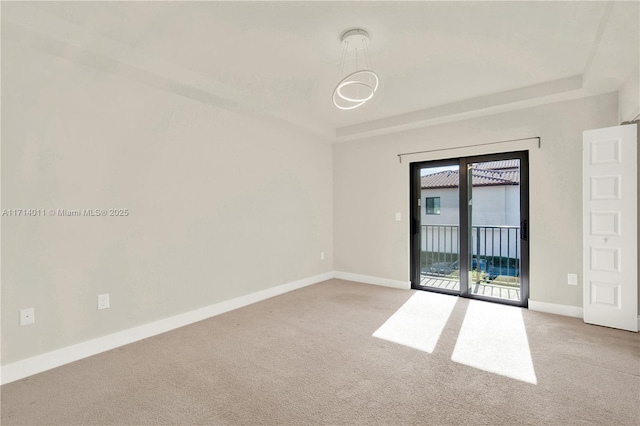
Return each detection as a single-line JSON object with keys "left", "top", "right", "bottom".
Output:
{"left": 421, "top": 160, "right": 520, "bottom": 260}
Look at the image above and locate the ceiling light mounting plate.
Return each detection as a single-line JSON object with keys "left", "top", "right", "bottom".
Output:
{"left": 341, "top": 28, "right": 370, "bottom": 44}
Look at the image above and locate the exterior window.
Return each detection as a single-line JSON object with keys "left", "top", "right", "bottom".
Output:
{"left": 426, "top": 197, "right": 441, "bottom": 215}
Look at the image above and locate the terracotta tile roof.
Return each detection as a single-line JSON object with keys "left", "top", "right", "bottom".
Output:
{"left": 421, "top": 163, "right": 520, "bottom": 188}
{"left": 473, "top": 159, "right": 519, "bottom": 170}
{"left": 421, "top": 170, "right": 461, "bottom": 188}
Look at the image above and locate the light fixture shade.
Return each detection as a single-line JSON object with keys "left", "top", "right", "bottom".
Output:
{"left": 333, "top": 70, "right": 379, "bottom": 110}
{"left": 333, "top": 29, "right": 378, "bottom": 110}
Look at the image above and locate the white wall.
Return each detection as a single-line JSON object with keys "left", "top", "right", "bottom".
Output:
{"left": 334, "top": 93, "right": 618, "bottom": 308}
{"left": 473, "top": 186, "right": 519, "bottom": 227}
{"left": 505, "top": 185, "right": 520, "bottom": 226}
{"left": 421, "top": 188, "right": 459, "bottom": 226}
{"left": 619, "top": 64, "right": 639, "bottom": 123}
{"left": 1, "top": 33, "right": 333, "bottom": 364}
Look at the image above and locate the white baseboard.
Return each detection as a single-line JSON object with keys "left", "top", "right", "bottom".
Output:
{"left": 528, "top": 299, "right": 583, "bottom": 318}
{"left": 334, "top": 271, "right": 411, "bottom": 290}
{"left": 0, "top": 272, "right": 333, "bottom": 385}
{"left": 529, "top": 300, "right": 640, "bottom": 331}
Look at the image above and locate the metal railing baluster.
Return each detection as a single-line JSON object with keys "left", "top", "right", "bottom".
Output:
{"left": 507, "top": 228, "right": 511, "bottom": 277}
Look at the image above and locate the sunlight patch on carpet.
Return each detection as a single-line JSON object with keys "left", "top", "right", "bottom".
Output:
{"left": 372, "top": 291, "right": 457, "bottom": 353}
{"left": 451, "top": 300, "right": 537, "bottom": 384}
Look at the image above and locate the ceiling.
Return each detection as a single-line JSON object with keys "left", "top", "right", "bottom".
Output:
{"left": 3, "top": 1, "right": 639, "bottom": 141}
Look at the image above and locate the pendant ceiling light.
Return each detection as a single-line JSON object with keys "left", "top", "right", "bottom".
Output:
{"left": 333, "top": 29, "right": 379, "bottom": 110}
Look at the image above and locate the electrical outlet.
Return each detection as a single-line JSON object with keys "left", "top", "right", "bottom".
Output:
{"left": 395, "top": 212, "right": 401, "bottom": 221}
{"left": 20, "top": 308, "right": 35, "bottom": 326}
{"left": 320, "top": 251, "right": 325, "bottom": 260}
{"left": 97, "top": 294, "right": 110, "bottom": 310}
{"left": 567, "top": 273, "right": 578, "bottom": 286}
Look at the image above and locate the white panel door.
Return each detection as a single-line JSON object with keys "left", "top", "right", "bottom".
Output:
{"left": 583, "top": 124, "right": 637, "bottom": 331}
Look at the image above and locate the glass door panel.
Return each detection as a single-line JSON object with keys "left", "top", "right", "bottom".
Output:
{"left": 418, "top": 163, "right": 460, "bottom": 294}
{"left": 467, "top": 159, "right": 522, "bottom": 302}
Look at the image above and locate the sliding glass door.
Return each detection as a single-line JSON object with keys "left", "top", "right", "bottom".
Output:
{"left": 410, "top": 151, "right": 529, "bottom": 307}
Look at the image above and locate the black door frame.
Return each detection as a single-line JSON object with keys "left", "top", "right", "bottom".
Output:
{"left": 410, "top": 150, "right": 529, "bottom": 308}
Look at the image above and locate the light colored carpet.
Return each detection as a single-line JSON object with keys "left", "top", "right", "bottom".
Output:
{"left": 1, "top": 279, "right": 639, "bottom": 425}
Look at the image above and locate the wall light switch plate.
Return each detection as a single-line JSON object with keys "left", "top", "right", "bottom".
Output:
{"left": 20, "top": 308, "right": 35, "bottom": 326}
{"left": 98, "top": 294, "right": 110, "bottom": 310}
{"left": 567, "top": 273, "right": 578, "bottom": 286}
{"left": 395, "top": 212, "right": 401, "bottom": 221}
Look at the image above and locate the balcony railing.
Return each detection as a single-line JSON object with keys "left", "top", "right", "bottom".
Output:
{"left": 421, "top": 225, "right": 520, "bottom": 281}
